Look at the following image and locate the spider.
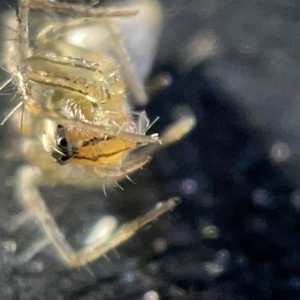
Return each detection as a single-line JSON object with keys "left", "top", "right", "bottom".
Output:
{"left": 0, "top": 0, "right": 195, "bottom": 268}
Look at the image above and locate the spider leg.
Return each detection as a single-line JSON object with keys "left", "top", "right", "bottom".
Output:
{"left": 13, "top": 164, "right": 178, "bottom": 267}
{"left": 102, "top": 19, "right": 148, "bottom": 105}
{"left": 13, "top": 67, "right": 159, "bottom": 144}
{"left": 67, "top": 197, "right": 179, "bottom": 268}
{"left": 16, "top": 0, "right": 138, "bottom": 61}
{"left": 32, "top": 10, "right": 149, "bottom": 105}
{"left": 18, "top": 0, "right": 138, "bottom": 18}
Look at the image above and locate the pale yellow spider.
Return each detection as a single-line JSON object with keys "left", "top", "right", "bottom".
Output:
{"left": 0, "top": 0, "right": 195, "bottom": 268}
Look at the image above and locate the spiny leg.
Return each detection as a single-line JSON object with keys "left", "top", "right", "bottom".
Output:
{"left": 14, "top": 162, "right": 179, "bottom": 267}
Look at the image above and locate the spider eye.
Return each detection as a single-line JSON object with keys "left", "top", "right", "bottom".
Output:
{"left": 57, "top": 137, "right": 68, "bottom": 148}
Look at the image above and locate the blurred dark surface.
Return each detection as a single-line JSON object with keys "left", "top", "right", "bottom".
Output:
{"left": 1, "top": 0, "right": 300, "bottom": 299}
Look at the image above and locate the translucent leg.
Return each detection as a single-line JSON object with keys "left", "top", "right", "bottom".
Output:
{"left": 67, "top": 197, "right": 179, "bottom": 268}
{"left": 18, "top": 0, "right": 138, "bottom": 18}
{"left": 15, "top": 165, "right": 179, "bottom": 267}
{"left": 16, "top": 238, "right": 51, "bottom": 264}
{"left": 6, "top": 210, "right": 33, "bottom": 232}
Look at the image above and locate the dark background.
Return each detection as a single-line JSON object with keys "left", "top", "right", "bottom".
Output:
{"left": 1, "top": 0, "right": 300, "bottom": 299}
